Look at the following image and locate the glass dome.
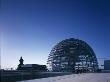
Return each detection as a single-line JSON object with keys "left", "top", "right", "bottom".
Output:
{"left": 47, "top": 38, "right": 98, "bottom": 72}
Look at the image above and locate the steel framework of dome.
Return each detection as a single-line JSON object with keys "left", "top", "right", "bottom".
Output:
{"left": 47, "top": 38, "right": 98, "bottom": 72}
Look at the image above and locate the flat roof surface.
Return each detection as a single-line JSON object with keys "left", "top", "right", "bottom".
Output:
{"left": 18, "top": 73, "right": 110, "bottom": 82}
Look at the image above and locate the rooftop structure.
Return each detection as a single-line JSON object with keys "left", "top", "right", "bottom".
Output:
{"left": 47, "top": 38, "right": 98, "bottom": 72}
{"left": 104, "top": 60, "right": 110, "bottom": 70}
{"left": 17, "top": 57, "right": 47, "bottom": 71}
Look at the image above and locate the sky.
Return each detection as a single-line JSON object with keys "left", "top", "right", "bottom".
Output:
{"left": 1, "top": 0, "right": 110, "bottom": 69}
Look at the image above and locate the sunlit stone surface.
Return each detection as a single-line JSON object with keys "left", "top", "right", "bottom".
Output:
{"left": 18, "top": 73, "right": 110, "bottom": 82}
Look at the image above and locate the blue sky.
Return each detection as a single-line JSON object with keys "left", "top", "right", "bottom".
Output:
{"left": 1, "top": 0, "right": 110, "bottom": 69}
